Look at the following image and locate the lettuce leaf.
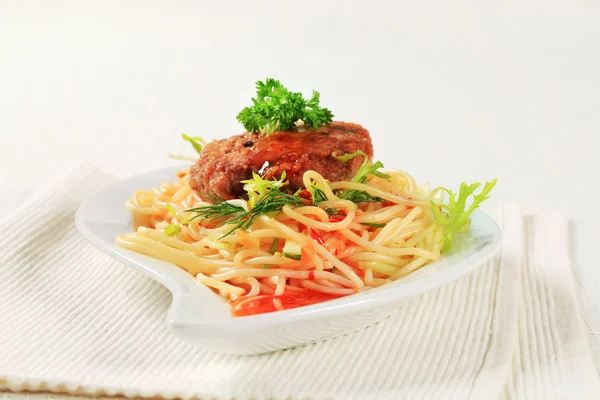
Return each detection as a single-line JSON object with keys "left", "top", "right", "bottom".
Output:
{"left": 182, "top": 133, "right": 206, "bottom": 154}
{"left": 333, "top": 150, "right": 391, "bottom": 183}
{"left": 432, "top": 179, "right": 498, "bottom": 251}
{"left": 241, "top": 171, "right": 289, "bottom": 208}
{"left": 333, "top": 150, "right": 367, "bottom": 163}
{"left": 166, "top": 202, "right": 189, "bottom": 224}
{"left": 164, "top": 224, "right": 181, "bottom": 237}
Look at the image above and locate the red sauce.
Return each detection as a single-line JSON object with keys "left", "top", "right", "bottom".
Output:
{"left": 311, "top": 230, "right": 325, "bottom": 244}
{"left": 231, "top": 289, "right": 343, "bottom": 317}
{"left": 298, "top": 189, "right": 312, "bottom": 200}
{"left": 248, "top": 130, "right": 338, "bottom": 174}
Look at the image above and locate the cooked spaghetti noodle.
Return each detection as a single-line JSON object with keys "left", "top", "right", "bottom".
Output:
{"left": 116, "top": 168, "right": 448, "bottom": 316}
{"left": 116, "top": 79, "right": 498, "bottom": 316}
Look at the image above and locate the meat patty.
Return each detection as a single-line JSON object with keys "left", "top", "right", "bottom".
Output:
{"left": 189, "top": 121, "right": 374, "bottom": 200}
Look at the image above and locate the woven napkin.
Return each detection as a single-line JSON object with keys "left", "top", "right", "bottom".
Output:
{"left": 1, "top": 165, "right": 598, "bottom": 400}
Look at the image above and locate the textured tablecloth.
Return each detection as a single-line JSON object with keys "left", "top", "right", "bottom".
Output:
{"left": 0, "top": 165, "right": 598, "bottom": 399}
{"left": 3, "top": 2, "right": 600, "bottom": 396}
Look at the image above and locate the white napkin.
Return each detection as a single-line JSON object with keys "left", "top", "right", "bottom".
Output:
{"left": 1, "top": 165, "right": 598, "bottom": 400}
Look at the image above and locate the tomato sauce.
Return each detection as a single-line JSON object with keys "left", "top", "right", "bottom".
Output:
{"left": 231, "top": 289, "right": 343, "bottom": 317}
{"left": 248, "top": 130, "right": 340, "bottom": 174}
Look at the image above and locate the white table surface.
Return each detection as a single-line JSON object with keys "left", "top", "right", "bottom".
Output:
{"left": 1, "top": 0, "right": 599, "bottom": 374}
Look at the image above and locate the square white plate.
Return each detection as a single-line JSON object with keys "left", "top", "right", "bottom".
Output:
{"left": 76, "top": 166, "right": 501, "bottom": 355}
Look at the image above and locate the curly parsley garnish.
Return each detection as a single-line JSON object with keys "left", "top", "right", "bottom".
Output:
{"left": 236, "top": 78, "right": 334, "bottom": 134}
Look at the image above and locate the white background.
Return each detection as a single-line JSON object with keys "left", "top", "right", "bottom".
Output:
{"left": 1, "top": 0, "right": 599, "bottom": 366}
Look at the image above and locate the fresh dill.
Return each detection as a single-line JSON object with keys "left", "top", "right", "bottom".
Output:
{"left": 310, "top": 185, "right": 329, "bottom": 203}
{"left": 220, "top": 190, "right": 304, "bottom": 237}
{"left": 187, "top": 202, "right": 246, "bottom": 224}
{"left": 338, "top": 189, "right": 384, "bottom": 203}
{"left": 186, "top": 189, "right": 303, "bottom": 238}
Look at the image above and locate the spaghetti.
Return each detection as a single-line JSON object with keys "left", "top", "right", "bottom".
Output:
{"left": 117, "top": 80, "right": 498, "bottom": 316}
{"left": 116, "top": 168, "right": 446, "bottom": 316}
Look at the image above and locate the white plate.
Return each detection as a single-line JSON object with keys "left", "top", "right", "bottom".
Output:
{"left": 76, "top": 166, "right": 501, "bottom": 355}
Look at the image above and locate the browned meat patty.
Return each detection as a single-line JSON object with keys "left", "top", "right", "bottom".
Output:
{"left": 189, "top": 121, "right": 374, "bottom": 200}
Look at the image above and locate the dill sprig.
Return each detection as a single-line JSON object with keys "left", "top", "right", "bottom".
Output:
{"left": 221, "top": 190, "right": 303, "bottom": 236}
{"left": 310, "top": 185, "right": 329, "bottom": 203}
{"left": 338, "top": 189, "right": 384, "bottom": 203}
{"left": 187, "top": 202, "right": 246, "bottom": 224}
{"left": 186, "top": 189, "right": 303, "bottom": 238}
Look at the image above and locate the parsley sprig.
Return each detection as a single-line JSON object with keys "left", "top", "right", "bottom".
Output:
{"left": 236, "top": 78, "right": 334, "bottom": 134}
